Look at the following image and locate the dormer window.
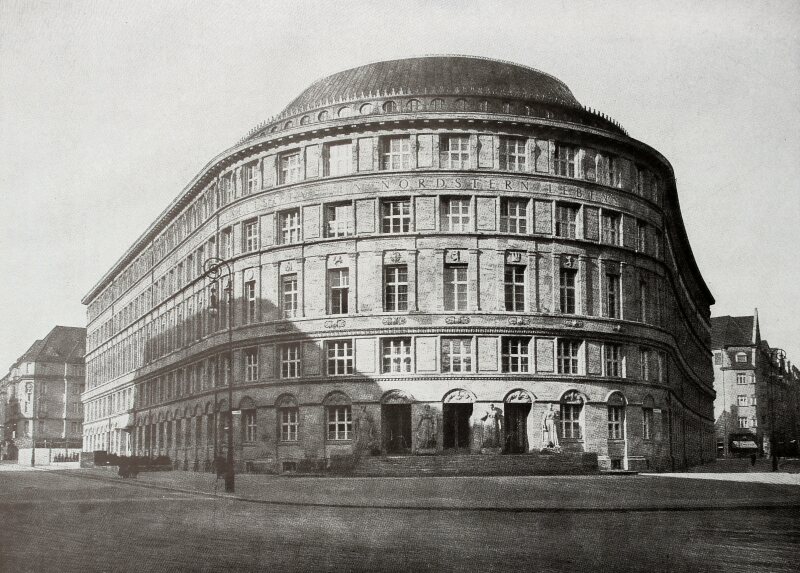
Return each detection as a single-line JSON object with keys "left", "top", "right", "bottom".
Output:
{"left": 736, "top": 352, "right": 748, "bottom": 363}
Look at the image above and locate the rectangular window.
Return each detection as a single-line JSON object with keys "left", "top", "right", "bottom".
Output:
{"left": 327, "top": 406, "right": 352, "bottom": 440}
{"left": 244, "top": 349, "right": 259, "bottom": 382}
{"left": 328, "top": 268, "right": 349, "bottom": 315}
{"left": 279, "top": 209, "right": 301, "bottom": 244}
{"left": 554, "top": 145, "right": 576, "bottom": 177}
{"left": 441, "top": 338, "right": 472, "bottom": 373}
{"left": 504, "top": 264, "right": 525, "bottom": 311}
{"left": 736, "top": 395, "right": 748, "bottom": 407}
{"left": 243, "top": 410, "right": 257, "bottom": 442}
{"left": 640, "top": 348, "right": 651, "bottom": 380}
{"left": 502, "top": 337, "right": 529, "bottom": 373}
{"left": 736, "top": 373, "right": 747, "bottom": 385}
{"left": 220, "top": 227, "right": 233, "bottom": 259}
{"left": 561, "top": 403, "right": 582, "bottom": 439}
{"left": 500, "top": 199, "right": 528, "bottom": 234}
{"left": 280, "top": 151, "right": 302, "bottom": 184}
{"left": 738, "top": 416, "right": 749, "bottom": 429}
{"left": 736, "top": 353, "right": 748, "bottom": 363}
{"left": 601, "top": 211, "right": 620, "bottom": 245}
{"left": 244, "top": 162, "right": 259, "bottom": 194}
{"left": 439, "top": 135, "right": 470, "bottom": 169}
{"left": 605, "top": 344, "right": 621, "bottom": 377}
{"left": 559, "top": 268, "right": 577, "bottom": 314}
{"left": 324, "top": 202, "right": 354, "bottom": 238}
{"left": 325, "top": 141, "right": 353, "bottom": 177}
{"left": 608, "top": 406, "right": 623, "bottom": 439}
{"left": 638, "top": 220, "right": 648, "bottom": 253}
{"left": 380, "top": 136, "right": 411, "bottom": 170}
{"left": 244, "top": 280, "right": 257, "bottom": 324}
{"left": 281, "top": 274, "right": 298, "bottom": 318}
{"left": 606, "top": 273, "right": 620, "bottom": 318}
{"left": 326, "top": 340, "right": 353, "bottom": 376}
{"left": 381, "top": 199, "right": 411, "bottom": 233}
{"left": 609, "top": 157, "right": 621, "bottom": 188}
{"left": 555, "top": 204, "right": 578, "bottom": 238}
{"left": 642, "top": 408, "right": 653, "bottom": 440}
{"left": 751, "top": 395, "right": 757, "bottom": 406}
{"left": 442, "top": 197, "right": 471, "bottom": 232}
{"left": 280, "top": 408, "right": 299, "bottom": 441}
{"left": 384, "top": 265, "right": 408, "bottom": 312}
{"left": 280, "top": 343, "right": 301, "bottom": 379}
{"left": 499, "top": 137, "right": 527, "bottom": 172}
{"left": 382, "top": 338, "right": 412, "bottom": 373}
{"left": 557, "top": 340, "right": 580, "bottom": 374}
{"left": 243, "top": 219, "right": 259, "bottom": 253}
{"left": 640, "top": 281, "right": 648, "bottom": 323}
{"left": 444, "top": 264, "right": 469, "bottom": 311}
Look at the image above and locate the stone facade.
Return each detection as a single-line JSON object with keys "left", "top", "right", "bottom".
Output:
{"left": 81, "top": 56, "right": 715, "bottom": 472}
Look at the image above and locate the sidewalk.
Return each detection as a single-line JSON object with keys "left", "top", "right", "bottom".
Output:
{"left": 60, "top": 466, "right": 800, "bottom": 512}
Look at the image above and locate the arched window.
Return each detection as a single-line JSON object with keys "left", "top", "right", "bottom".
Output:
{"left": 478, "top": 100, "right": 489, "bottom": 112}
{"left": 359, "top": 103, "right": 373, "bottom": 115}
{"left": 382, "top": 100, "right": 397, "bottom": 113}
{"left": 560, "top": 390, "right": 584, "bottom": 439}
{"left": 405, "top": 99, "right": 421, "bottom": 111}
{"left": 269, "top": 125, "right": 278, "bottom": 133}
{"left": 607, "top": 392, "right": 626, "bottom": 440}
{"left": 337, "top": 106, "right": 352, "bottom": 118}
{"left": 299, "top": 115, "right": 310, "bottom": 125}
{"left": 430, "top": 98, "right": 444, "bottom": 111}
{"left": 454, "top": 98, "right": 468, "bottom": 111}
{"left": 284, "top": 120, "right": 293, "bottom": 129}
{"left": 318, "top": 110, "right": 330, "bottom": 122}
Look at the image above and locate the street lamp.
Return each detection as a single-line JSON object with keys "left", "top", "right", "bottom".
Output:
{"left": 203, "top": 257, "right": 235, "bottom": 493}
{"left": 769, "top": 348, "right": 786, "bottom": 472}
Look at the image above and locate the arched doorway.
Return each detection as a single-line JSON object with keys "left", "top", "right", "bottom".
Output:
{"left": 442, "top": 389, "right": 475, "bottom": 451}
{"left": 504, "top": 390, "right": 534, "bottom": 454}
{"left": 381, "top": 390, "right": 414, "bottom": 454}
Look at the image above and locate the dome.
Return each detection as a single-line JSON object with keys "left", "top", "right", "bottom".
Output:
{"left": 279, "top": 55, "right": 583, "bottom": 115}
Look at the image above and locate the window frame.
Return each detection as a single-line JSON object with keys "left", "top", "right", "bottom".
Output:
{"left": 504, "top": 264, "right": 525, "bottom": 312}
{"left": 383, "top": 265, "right": 409, "bottom": 312}
{"left": 557, "top": 339, "right": 580, "bottom": 374}
{"left": 500, "top": 198, "right": 528, "bottom": 234}
{"left": 326, "top": 339, "right": 354, "bottom": 376}
{"left": 442, "top": 196, "right": 471, "bottom": 232}
{"left": 280, "top": 274, "right": 298, "bottom": 319}
{"left": 501, "top": 337, "right": 529, "bottom": 373}
{"left": 244, "top": 348, "right": 259, "bottom": 382}
{"left": 280, "top": 407, "right": 299, "bottom": 442}
{"left": 555, "top": 203, "right": 579, "bottom": 239}
{"left": 278, "top": 209, "right": 301, "bottom": 244}
{"left": 381, "top": 198, "right": 411, "bottom": 234}
{"left": 327, "top": 268, "right": 350, "bottom": 315}
{"left": 444, "top": 264, "right": 469, "bottom": 311}
{"left": 441, "top": 337, "right": 473, "bottom": 373}
{"left": 559, "top": 267, "right": 577, "bottom": 314}
{"left": 381, "top": 337, "right": 412, "bottom": 373}
{"left": 324, "top": 201, "right": 354, "bottom": 238}
{"left": 380, "top": 136, "right": 411, "bottom": 171}
{"left": 439, "top": 134, "right": 471, "bottom": 169}
{"left": 279, "top": 343, "right": 301, "bottom": 379}
{"left": 324, "top": 141, "right": 353, "bottom": 177}
{"left": 327, "top": 405, "right": 352, "bottom": 441}
{"left": 499, "top": 137, "right": 527, "bottom": 172}
{"left": 279, "top": 151, "right": 302, "bottom": 185}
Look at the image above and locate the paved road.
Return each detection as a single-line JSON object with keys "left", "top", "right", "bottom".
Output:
{"left": 0, "top": 470, "right": 798, "bottom": 572}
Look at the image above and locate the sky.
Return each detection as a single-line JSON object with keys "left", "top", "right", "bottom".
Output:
{"left": 0, "top": 0, "right": 798, "bottom": 370}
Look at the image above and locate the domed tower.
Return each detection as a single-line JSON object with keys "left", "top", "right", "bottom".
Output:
{"left": 82, "top": 56, "right": 715, "bottom": 473}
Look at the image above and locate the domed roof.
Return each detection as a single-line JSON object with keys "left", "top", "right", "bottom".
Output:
{"left": 279, "top": 55, "right": 582, "bottom": 115}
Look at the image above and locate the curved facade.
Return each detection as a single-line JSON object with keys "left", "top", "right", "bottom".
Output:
{"left": 81, "top": 56, "right": 715, "bottom": 472}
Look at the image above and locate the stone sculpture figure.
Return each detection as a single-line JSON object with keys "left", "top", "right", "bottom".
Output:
{"left": 541, "top": 404, "right": 560, "bottom": 449}
{"left": 480, "top": 403, "right": 503, "bottom": 448}
{"left": 354, "top": 406, "right": 377, "bottom": 453}
{"left": 416, "top": 405, "right": 437, "bottom": 449}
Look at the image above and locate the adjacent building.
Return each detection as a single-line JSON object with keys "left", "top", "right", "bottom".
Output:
{"left": 82, "top": 56, "right": 715, "bottom": 472}
{"left": 1, "top": 326, "right": 86, "bottom": 457}
{"left": 712, "top": 310, "right": 799, "bottom": 457}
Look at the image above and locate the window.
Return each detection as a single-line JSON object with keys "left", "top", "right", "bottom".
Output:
{"left": 601, "top": 211, "right": 620, "bottom": 245}
{"left": 561, "top": 391, "right": 583, "bottom": 439}
{"left": 642, "top": 408, "right": 653, "bottom": 440}
{"left": 440, "top": 135, "right": 470, "bottom": 169}
{"left": 280, "top": 408, "right": 299, "bottom": 441}
{"left": 279, "top": 209, "right": 301, "bottom": 244}
{"left": 608, "top": 404, "right": 624, "bottom": 439}
{"left": 502, "top": 337, "right": 529, "bottom": 373}
{"left": 242, "top": 219, "right": 259, "bottom": 253}
{"left": 281, "top": 274, "right": 298, "bottom": 318}
{"left": 430, "top": 98, "right": 444, "bottom": 111}
{"left": 220, "top": 227, "right": 233, "bottom": 259}
{"left": 454, "top": 98, "right": 468, "bottom": 111}
{"left": 380, "top": 136, "right": 411, "bottom": 170}
{"left": 243, "top": 410, "right": 257, "bottom": 442}
{"left": 751, "top": 395, "right": 757, "bottom": 406}
{"left": 381, "top": 198, "right": 411, "bottom": 233}
{"left": 478, "top": 100, "right": 489, "bottom": 112}
{"left": 327, "top": 406, "right": 352, "bottom": 440}
{"left": 244, "top": 162, "right": 258, "bottom": 194}
{"left": 359, "top": 103, "right": 373, "bottom": 115}
{"left": 280, "top": 343, "right": 301, "bottom": 378}
{"left": 337, "top": 106, "right": 352, "bottom": 118}
{"left": 328, "top": 268, "right": 349, "bottom": 314}
{"left": 300, "top": 115, "right": 310, "bottom": 125}
{"left": 640, "top": 348, "right": 651, "bottom": 380}
{"left": 318, "top": 110, "right": 329, "bottom": 122}
{"left": 444, "top": 264, "right": 468, "bottom": 311}
{"left": 500, "top": 199, "right": 527, "bottom": 233}
{"left": 557, "top": 340, "right": 580, "bottom": 374}
{"left": 382, "top": 100, "right": 397, "bottom": 113}
{"left": 555, "top": 204, "right": 578, "bottom": 238}
{"left": 554, "top": 145, "right": 576, "bottom": 177}
{"left": 738, "top": 416, "right": 749, "bottom": 429}
{"left": 406, "top": 99, "right": 421, "bottom": 111}
{"left": 605, "top": 344, "right": 621, "bottom": 377}
{"left": 244, "top": 280, "right": 257, "bottom": 324}
{"left": 326, "top": 340, "right": 353, "bottom": 375}
{"left": 384, "top": 265, "right": 408, "bottom": 312}
{"left": 609, "top": 157, "right": 621, "bottom": 188}
{"left": 640, "top": 281, "right": 648, "bottom": 323}
{"left": 605, "top": 272, "right": 620, "bottom": 318}
{"left": 637, "top": 220, "right": 648, "bottom": 253}
{"left": 279, "top": 152, "right": 302, "bottom": 184}
{"left": 499, "top": 137, "right": 526, "bottom": 171}
{"left": 441, "top": 338, "right": 472, "bottom": 373}
{"left": 325, "top": 141, "right": 353, "bottom": 177}
{"left": 559, "top": 268, "right": 577, "bottom": 314}
{"left": 735, "top": 352, "right": 748, "bottom": 363}
{"left": 382, "top": 338, "right": 412, "bottom": 373}
{"left": 737, "top": 395, "right": 748, "bottom": 407}
{"left": 324, "top": 202, "right": 354, "bottom": 237}
{"left": 244, "top": 349, "right": 259, "bottom": 382}
{"left": 736, "top": 373, "right": 747, "bottom": 385}
{"left": 442, "top": 197, "right": 471, "bottom": 232}
{"left": 504, "top": 264, "right": 525, "bottom": 311}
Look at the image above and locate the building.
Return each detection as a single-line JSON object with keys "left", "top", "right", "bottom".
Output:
{"left": 712, "top": 310, "right": 799, "bottom": 457}
{"left": 1, "top": 326, "right": 86, "bottom": 457}
{"left": 81, "top": 56, "right": 715, "bottom": 472}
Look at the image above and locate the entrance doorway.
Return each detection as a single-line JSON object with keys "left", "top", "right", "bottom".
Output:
{"left": 382, "top": 404, "right": 412, "bottom": 454}
{"left": 443, "top": 404, "right": 473, "bottom": 450}
{"left": 504, "top": 403, "right": 531, "bottom": 454}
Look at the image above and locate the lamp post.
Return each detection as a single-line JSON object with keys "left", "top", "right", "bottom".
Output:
{"left": 769, "top": 348, "right": 786, "bottom": 472}
{"left": 203, "top": 257, "right": 235, "bottom": 493}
